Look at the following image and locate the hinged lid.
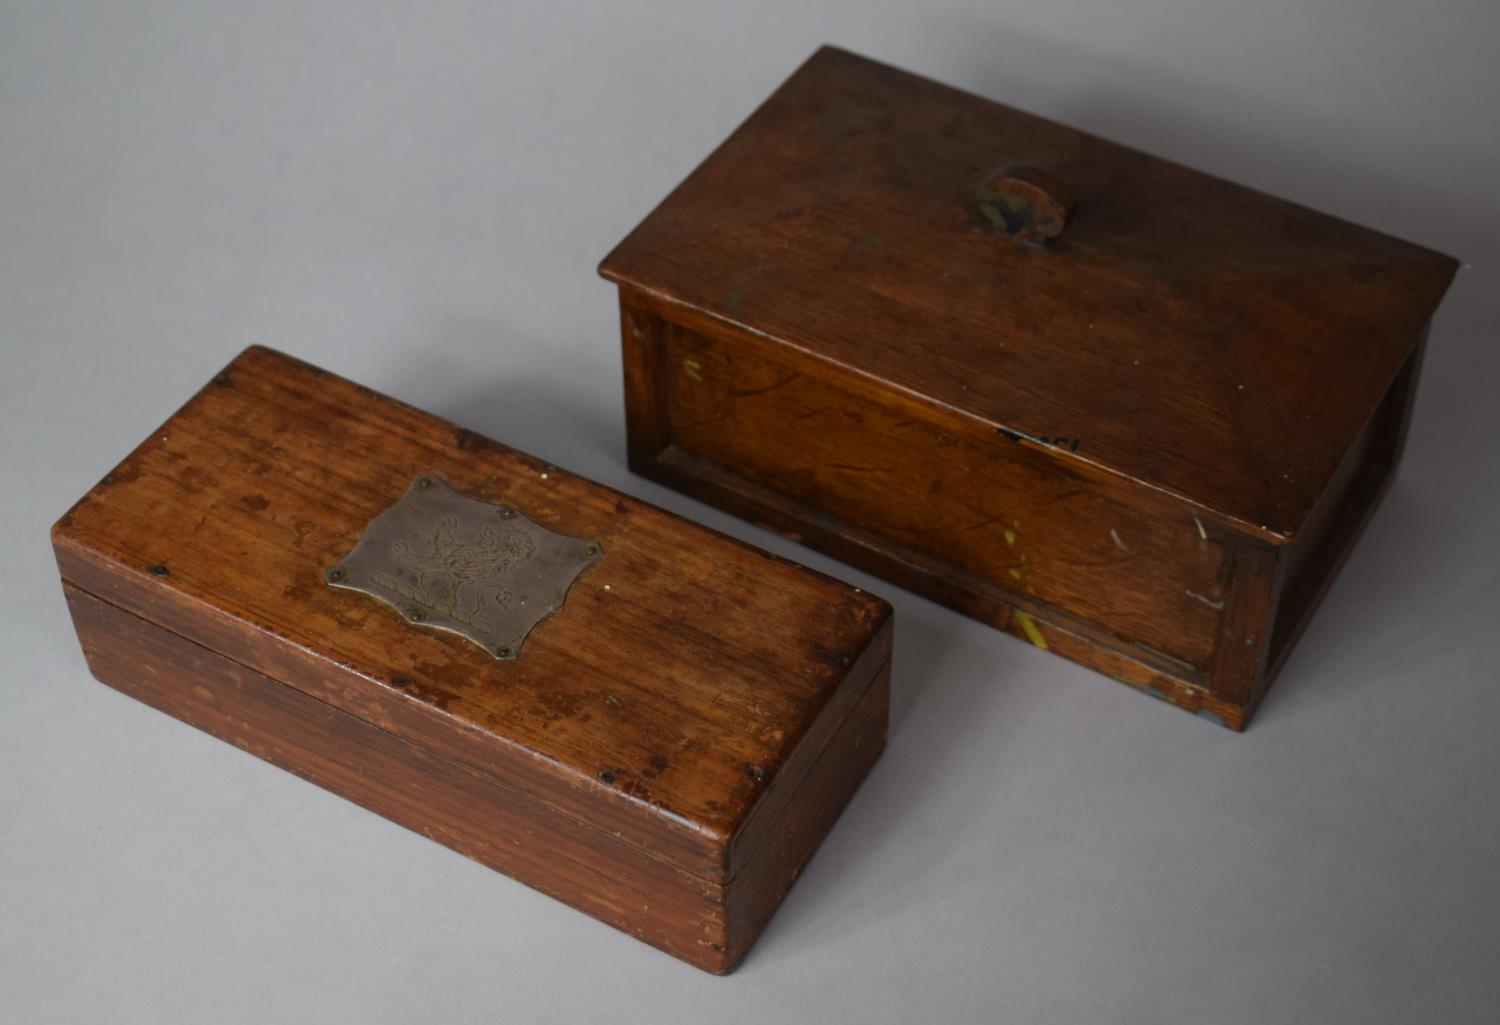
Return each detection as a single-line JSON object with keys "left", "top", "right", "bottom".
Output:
{"left": 600, "top": 46, "right": 1459, "bottom": 540}
{"left": 51, "top": 346, "right": 891, "bottom": 883}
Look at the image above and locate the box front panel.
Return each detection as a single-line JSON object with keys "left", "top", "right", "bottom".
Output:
{"left": 61, "top": 584, "right": 735, "bottom": 972}
{"left": 658, "top": 319, "right": 1231, "bottom": 677}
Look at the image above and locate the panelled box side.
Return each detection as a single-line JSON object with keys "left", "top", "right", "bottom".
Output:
{"left": 613, "top": 289, "right": 1430, "bottom": 730}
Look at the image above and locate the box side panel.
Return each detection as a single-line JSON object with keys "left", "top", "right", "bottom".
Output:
{"left": 725, "top": 657, "right": 890, "bottom": 970}
{"left": 631, "top": 298, "right": 1232, "bottom": 678}
{"left": 61, "top": 584, "right": 735, "bottom": 973}
{"left": 1262, "top": 329, "right": 1429, "bottom": 690}
{"left": 726, "top": 614, "right": 891, "bottom": 881}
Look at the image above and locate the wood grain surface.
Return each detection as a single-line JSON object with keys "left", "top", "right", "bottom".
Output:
{"left": 52, "top": 345, "right": 893, "bottom": 972}
{"left": 599, "top": 46, "right": 1456, "bottom": 729}
{"left": 64, "top": 584, "right": 889, "bottom": 973}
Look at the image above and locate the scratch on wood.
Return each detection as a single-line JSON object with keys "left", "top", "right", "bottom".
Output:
{"left": 670, "top": 411, "right": 729, "bottom": 432}
{"left": 728, "top": 373, "right": 800, "bottom": 398}
{"left": 1110, "top": 528, "right": 1128, "bottom": 551}
{"left": 1185, "top": 590, "right": 1226, "bottom": 611}
{"left": 826, "top": 463, "right": 896, "bottom": 475}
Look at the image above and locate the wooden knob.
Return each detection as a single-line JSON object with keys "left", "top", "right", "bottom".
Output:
{"left": 977, "top": 165, "right": 1076, "bottom": 246}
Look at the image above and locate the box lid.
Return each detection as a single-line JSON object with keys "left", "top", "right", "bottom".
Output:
{"left": 599, "top": 46, "right": 1459, "bottom": 541}
{"left": 51, "top": 346, "right": 891, "bottom": 883}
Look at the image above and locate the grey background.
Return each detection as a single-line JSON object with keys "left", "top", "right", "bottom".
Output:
{"left": 2, "top": 2, "right": 1497, "bottom": 1022}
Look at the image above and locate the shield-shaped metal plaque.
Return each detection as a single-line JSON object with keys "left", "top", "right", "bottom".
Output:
{"left": 324, "top": 475, "right": 602, "bottom": 659}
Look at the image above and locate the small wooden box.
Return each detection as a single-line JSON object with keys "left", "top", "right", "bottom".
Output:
{"left": 600, "top": 46, "right": 1458, "bottom": 730}
{"left": 51, "top": 346, "right": 891, "bottom": 974}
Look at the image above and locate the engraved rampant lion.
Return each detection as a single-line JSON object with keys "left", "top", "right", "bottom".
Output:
{"left": 387, "top": 515, "right": 535, "bottom": 626}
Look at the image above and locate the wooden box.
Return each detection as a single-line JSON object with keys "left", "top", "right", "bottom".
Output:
{"left": 599, "top": 46, "right": 1458, "bottom": 730}
{"left": 51, "top": 346, "right": 892, "bottom": 974}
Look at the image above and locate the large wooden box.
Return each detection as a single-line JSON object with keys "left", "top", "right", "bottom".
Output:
{"left": 599, "top": 46, "right": 1458, "bottom": 730}
{"left": 51, "top": 346, "right": 892, "bottom": 973}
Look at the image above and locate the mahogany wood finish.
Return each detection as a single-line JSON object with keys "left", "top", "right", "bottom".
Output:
{"left": 600, "top": 46, "right": 1458, "bottom": 730}
{"left": 52, "top": 345, "right": 892, "bottom": 973}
